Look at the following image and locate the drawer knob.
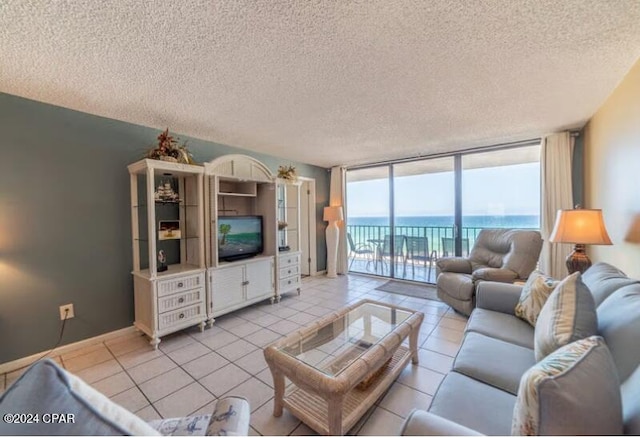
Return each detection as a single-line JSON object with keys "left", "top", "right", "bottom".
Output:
{"left": 179, "top": 313, "right": 185, "bottom": 319}
{"left": 288, "top": 259, "right": 291, "bottom": 263}
{"left": 178, "top": 297, "right": 185, "bottom": 303}
{"left": 177, "top": 282, "right": 184, "bottom": 288}
{"left": 288, "top": 269, "right": 292, "bottom": 274}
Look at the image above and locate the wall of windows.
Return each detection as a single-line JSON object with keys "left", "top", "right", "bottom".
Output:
{"left": 346, "top": 143, "right": 541, "bottom": 283}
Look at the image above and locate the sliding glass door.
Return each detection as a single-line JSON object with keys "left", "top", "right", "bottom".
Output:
{"left": 392, "top": 158, "right": 455, "bottom": 283}
{"left": 346, "top": 142, "right": 541, "bottom": 284}
{"left": 346, "top": 167, "right": 391, "bottom": 277}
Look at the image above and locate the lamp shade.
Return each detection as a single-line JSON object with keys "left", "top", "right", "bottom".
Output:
{"left": 549, "top": 209, "right": 612, "bottom": 245}
{"left": 323, "top": 206, "right": 343, "bottom": 222}
{"left": 625, "top": 214, "right": 640, "bottom": 244}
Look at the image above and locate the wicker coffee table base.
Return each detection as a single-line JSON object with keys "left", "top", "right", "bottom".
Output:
{"left": 264, "top": 300, "right": 423, "bottom": 436}
{"left": 283, "top": 346, "right": 411, "bottom": 435}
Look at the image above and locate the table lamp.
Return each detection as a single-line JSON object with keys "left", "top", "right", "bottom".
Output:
{"left": 324, "top": 206, "right": 344, "bottom": 278}
{"left": 624, "top": 214, "right": 640, "bottom": 244}
{"left": 549, "top": 207, "right": 612, "bottom": 274}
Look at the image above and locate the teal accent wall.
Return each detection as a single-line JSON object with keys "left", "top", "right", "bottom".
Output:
{"left": 0, "top": 92, "right": 329, "bottom": 363}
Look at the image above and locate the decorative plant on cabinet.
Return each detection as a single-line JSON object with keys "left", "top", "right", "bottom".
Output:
{"left": 146, "top": 128, "right": 195, "bottom": 164}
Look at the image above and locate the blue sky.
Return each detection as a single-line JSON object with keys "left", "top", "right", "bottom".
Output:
{"left": 347, "top": 162, "right": 540, "bottom": 217}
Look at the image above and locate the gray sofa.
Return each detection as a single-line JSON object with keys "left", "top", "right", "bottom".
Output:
{"left": 402, "top": 262, "right": 640, "bottom": 435}
{"left": 436, "top": 229, "right": 543, "bottom": 315}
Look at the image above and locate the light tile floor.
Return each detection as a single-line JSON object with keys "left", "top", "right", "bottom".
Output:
{"left": 0, "top": 274, "right": 466, "bottom": 435}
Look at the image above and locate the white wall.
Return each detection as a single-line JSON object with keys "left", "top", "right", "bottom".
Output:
{"left": 584, "top": 58, "right": 640, "bottom": 278}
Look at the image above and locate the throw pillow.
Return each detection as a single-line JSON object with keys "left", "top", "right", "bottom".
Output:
{"left": 514, "top": 271, "right": 560, "bottom": 326}
{"left": 147, "top": 397, "right": 250, "bottom": 436}
{"left": 534, "top": 272, "right": 597, "bottom": 361}
{"left": 512, "top": 336, "right": 622, "bottom": 436}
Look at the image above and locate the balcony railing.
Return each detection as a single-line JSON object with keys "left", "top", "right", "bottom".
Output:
{"left": 347, "top": 224, "right": 537, "bottom": 283}
{"left": 347, "top": 224, "right": 483, "bottom": 256}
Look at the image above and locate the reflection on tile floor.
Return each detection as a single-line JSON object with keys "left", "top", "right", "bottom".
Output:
{"left": 0, "top": 274, "right": 467, "bottom": 435}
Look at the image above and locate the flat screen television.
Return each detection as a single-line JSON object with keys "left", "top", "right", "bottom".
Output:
{"left": 217, "top": 216, "right": 264, "bottom": 262}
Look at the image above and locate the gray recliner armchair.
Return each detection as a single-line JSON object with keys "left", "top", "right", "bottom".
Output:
{"left": 436, "top": 229, "right": 543, "bottom": 315}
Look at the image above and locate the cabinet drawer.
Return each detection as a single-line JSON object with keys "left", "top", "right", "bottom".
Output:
{"left": 279, "top": 265, "right": 299, "bottom": 280}
{"left": 279, "top": 254, "right": 300, "bottom": 269}
{"left": 158, "top": 303, "right": 204, "bottom": 330}
{"left": 158, "top": 288, "right": 204, "bottom": 313}
{"left": 157, "top": 273, "right": 204, "bottom": 297}
{"left": 279, "top": 274, "right": 300, "bottom": 291}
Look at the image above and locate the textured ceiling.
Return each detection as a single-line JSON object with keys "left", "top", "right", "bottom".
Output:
{"left": 2, "top": 1, "right": 640, "bottom": 168}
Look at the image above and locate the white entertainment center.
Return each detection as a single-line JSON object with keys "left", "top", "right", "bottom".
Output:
{"left": 129, "top": 155, "right": 302, "bottom": 347}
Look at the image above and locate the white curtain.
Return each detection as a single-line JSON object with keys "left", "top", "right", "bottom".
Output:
{"left": 329, "top": 166, "right": 348, "bottom": 274}
{"left": 540, "top": 132, "right": 575, "bottom": 278}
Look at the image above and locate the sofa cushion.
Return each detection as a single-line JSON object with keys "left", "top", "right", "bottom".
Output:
{"left": 512, "top": 336, "right": 623, "bottom": 436}
{"left": 453, "top": 332, "right": 535, "bottom": 395}
{"left": 401, "top": 410, "right": 483, "bottom": 436}
{"left": 0, "top": 359, "right": 157, "bottom": 435}
{"left": 475, "top": 281, "right": 523, "bottom": 314}
{"left": 597, "top": 283, "right": 640, "bottom": 381}
{"left": 429, "top": 371, "right": 516, "bottom": 436}
{"left": 466, "top": 308, "right": 534, "bottom": 349}
{"left": 582, "top": 262, "right": 640, "bottom": 307}
{"left": 534, "top": 272, "right": 597, "bottom": 361}
{"left": 514, "top": 271, "right": 560, "bottom": 326}
{"left": 622, "top": 366, "right": 640, "bottom": 435}
{"left": 596, "top": 283, "right": 640, "bottom": 435}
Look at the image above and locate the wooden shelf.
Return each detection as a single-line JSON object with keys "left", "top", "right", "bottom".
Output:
{"left": 135, "top": 237, "right": 201, "bottom": 242}
{"left": 218, "top": 192, "right": 257, "bottom": 197}
{"left": 132, "top": 263, "right": 204, "bottom": 280}
{"left": 218, "top": 180, "right": 257, "bottom": 197}
{"left": 216, "top": 254, "right": 275, "bottom": 267}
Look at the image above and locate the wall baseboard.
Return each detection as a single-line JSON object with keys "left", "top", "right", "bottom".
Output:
{"left": 0, "top": 326, "right": 137, "bottom": 375}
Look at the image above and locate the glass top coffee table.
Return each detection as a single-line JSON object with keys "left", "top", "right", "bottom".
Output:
{"left": 264, "top": 299, "right": 424, "bottom": 435}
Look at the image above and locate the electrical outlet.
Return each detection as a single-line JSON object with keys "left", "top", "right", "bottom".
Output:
{"left": 59, "top": 304, "right": 74, "bottom": 320}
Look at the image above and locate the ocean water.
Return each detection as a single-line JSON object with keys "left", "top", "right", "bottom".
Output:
{"left": 348, "top": 215, "right": 539, "bottom": 229}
